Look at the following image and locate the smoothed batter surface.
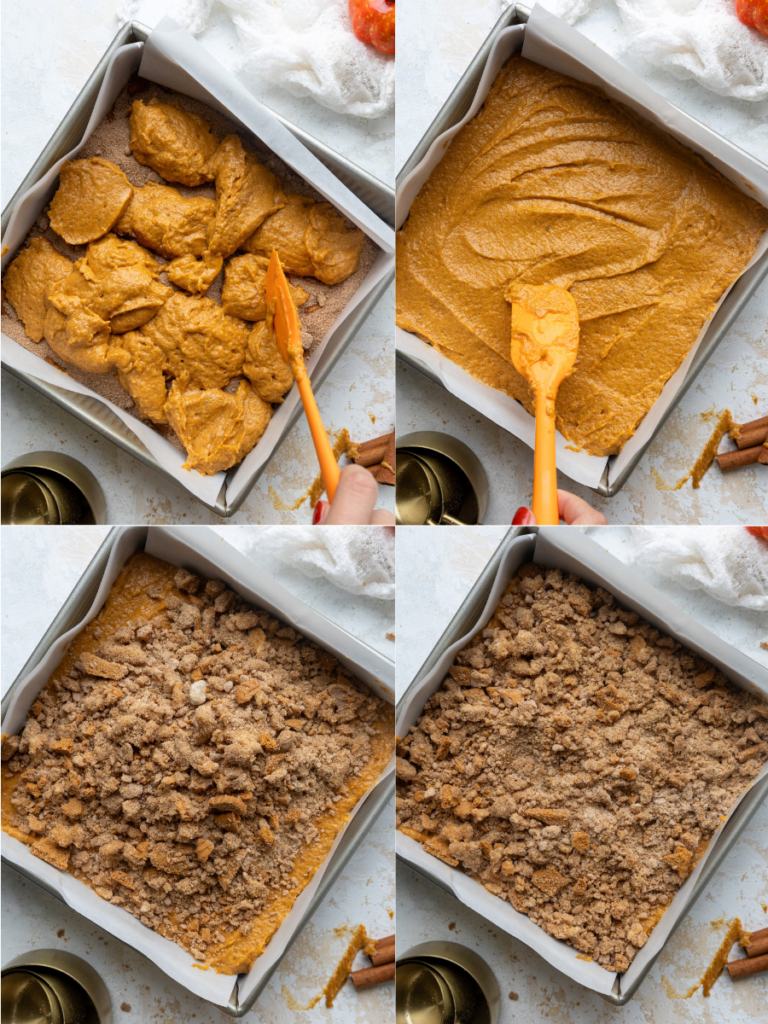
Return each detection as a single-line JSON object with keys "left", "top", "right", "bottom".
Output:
{"left": 1, "top": 553, "right": 394, "bottom": 974}
{"left": 396, "top": 56, "right": 768, "bottom": 456}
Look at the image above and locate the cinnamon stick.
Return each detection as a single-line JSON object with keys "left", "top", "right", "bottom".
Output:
{"left": 377, "top": 432, "right": 396, "bottom": 485}
{"left": 744, "top": 926, "right": 768, "bottom": 958}
{"left": 369, "top": 935, "right": 395, "bottom": 967}
{"left": 727, "top": 951, "right": 768, "bottom": 979}
{"left": 739, "top": 414, "right": 768, "bottom": 433}
{"left": 350, "top": 961, "right": 395, "bottom": 989}
{"left": 736, "top": 426, "right": 768, "bottom": 450}
{"left": 354, "top": 435, "right": 391, "bottom": 467}
{"left": 746, "top": 936, "right": 768, "bottom": 959}
{"left": 716, "top": 445, "right": 766, "bottom": 470}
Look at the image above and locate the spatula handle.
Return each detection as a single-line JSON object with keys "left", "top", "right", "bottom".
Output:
{"left": 297, "top": 376, "right": 341, "bottom": 503}
{"left": 532, "top": 392, "right": 559, "bottom": 525}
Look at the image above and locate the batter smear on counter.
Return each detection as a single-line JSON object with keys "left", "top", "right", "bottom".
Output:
{"left": 395, "top": 562, "right": 768, "bottom": 972}
{"left": 1, "top": 554, "right": 393, "bottom": 974}
{"left": 396, "top": 57, "right": 768, "bottom": 457}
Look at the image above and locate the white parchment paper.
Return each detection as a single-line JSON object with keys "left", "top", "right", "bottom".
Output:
{"left": 396, "top": 528, "right": 768, "bottom": 996}
{"left": 1, "top": 18, "right": 395, "bottom": 507}
{"left": 1, "top": 526, "right": 394, "bottom": 1009}
{"left": 396, "top": 4, "right": 768, "bottom": 492}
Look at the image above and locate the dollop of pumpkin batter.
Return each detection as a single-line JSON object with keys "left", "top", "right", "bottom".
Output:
{"left": 222, "top": 253, "right": 308, "bottom": 320}
{"left": 166, "top": 251, "right": 224, "bottom": 295}
{"left": 165, "top": 378, "right": 272, "bottom": 474}
{"left": 114, "top": 181, "right": 216, "bottom": 259}
{"left": 396, "top": 56, "right": 768, "bottom": 456}
{"left": 48, "top": 157, "right": 134, "bottom": 246}
{"left": 243, "top": 195, "right": 316, "bottom": 274}
{"left": 137, "top": 291, "right": 250, "bottom": 390}
{"left": 243, "top": 320, "right": 294, "bottom": 403}
{"left": 129, "top": 98, "right": 220, "bottom": 187}
{"left": 206, "top": 135, "right": 286, "bottom": 258}
{"left": 3, "top": 238, "right": 71, "bottom": 342}
{"left": 112, "top": 330, "right": 169, "bottom": 424}
{"left": 243, "top": 195, "right": 365, "bottom": 284}
{"left": 43, "top": 234, "right": 171, "bottom": 373}
{"left": 305, "top": 203, "right": 366, "bottom": 285}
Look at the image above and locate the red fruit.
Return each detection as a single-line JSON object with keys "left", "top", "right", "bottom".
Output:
{"left": 746, "top": 526, "right": 768, "bottom": 540}
{"left": 735, "top": 0, "right": 768, "bottom": 35}
{"left": 349, "top": 0, "right": 395, "bottom": 54}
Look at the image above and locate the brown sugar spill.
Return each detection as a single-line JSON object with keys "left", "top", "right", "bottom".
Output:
{"left": 395, "top": 562, "right": 768, "bottom": 974}
{"left": 1, "top": 77, "right": 378, "bottom": 474}
{"left": 0, "top": 553, "right": 394, "bottom": 974}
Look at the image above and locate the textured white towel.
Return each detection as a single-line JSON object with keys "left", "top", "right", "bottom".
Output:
{"left": 500, "top": 0, "right": 768, "bottom": 100}
{"left": 616, "top": 0, "right": 768, "bottom": 101}
{"left": 117, "top": 0, "right": 395, "bottom": 118}
{"left": 630, "top": 527, "right": 768, "bottom": 611}
{"left": 257, "top": 526, "right": 395, "bottom": 600}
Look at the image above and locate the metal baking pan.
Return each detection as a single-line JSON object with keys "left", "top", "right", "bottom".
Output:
{"left": 1, "top": 20, "right": 395, "bottom": 518}
{"left": 1, "top": 526, "right": 395, "bottom": 1017}
{"left": 395, "top": 3, "right": 768, "bottom": 498}
{"left": 396, "top": 526, "right": 768, "bottom": 1004}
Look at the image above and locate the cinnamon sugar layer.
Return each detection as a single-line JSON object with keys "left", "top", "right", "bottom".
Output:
{"left": 396, "top": 563, "right": 768, "bottom": 973}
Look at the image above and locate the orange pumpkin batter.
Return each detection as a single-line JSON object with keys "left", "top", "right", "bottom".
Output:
{"left": 396, "top": 56, "right": 768, "bottom": 457}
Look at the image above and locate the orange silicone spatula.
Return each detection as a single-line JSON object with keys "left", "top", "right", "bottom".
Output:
{"left": 506, "top": 282, "right": 580, "bottom": 525}
{"left": 265, "top": 249, "right": 340, "bottom": 502}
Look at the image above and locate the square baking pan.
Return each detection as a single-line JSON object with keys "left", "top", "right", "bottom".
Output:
{"left": 1, "top": 526, "right": 395, "bottom": 1017}
{"left": 395, "top": 526, "right": 768, "bottom": 1004}
{"left": 395, "top": 3, "right": 768, "bottom": 498}
{"left": 1, "top": 20, "right": 395, "bottom": 518}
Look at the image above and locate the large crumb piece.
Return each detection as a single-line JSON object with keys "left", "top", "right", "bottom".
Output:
{"left": 396, "top": 563, "right": 768, "bottom": 973}
{"left": 2, "top": 553, "right": 392, "bottom": 974}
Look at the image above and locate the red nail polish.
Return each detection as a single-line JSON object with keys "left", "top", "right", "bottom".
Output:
{"left": 312, "top": 501, "right": 329, "bottom": 525}
{"left": 512, "top": 507, "right": 536, "bottom": 525}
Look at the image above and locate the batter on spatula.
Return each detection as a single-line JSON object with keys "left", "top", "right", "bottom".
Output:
{"left": 506, "top": 282, "right": 579, "bottom": 525}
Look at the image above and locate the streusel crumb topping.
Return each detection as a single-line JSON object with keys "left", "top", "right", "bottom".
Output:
{"left": 396, "top": 563, "right": 768, "bottom": 973}
{"left": 2, "top": 554, "right": 393, "bottom": 973}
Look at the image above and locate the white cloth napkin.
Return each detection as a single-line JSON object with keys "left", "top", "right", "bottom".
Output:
{"left": 629, "top": 527, "right": 768, "bottom": 611}
{"left": 502, "top": 0, "right": 768, "bottom": 100}
{"left": 118, "top": 0, "right": 395, "bottom": 118}
{"left": 256, "top": 526, "right": 395, "bottom": 600}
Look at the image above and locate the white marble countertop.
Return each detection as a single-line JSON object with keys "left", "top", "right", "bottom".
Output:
{"left": 396, "top": 0, "right": 768, "bottom": 526}
{"left": 1, "top": 526, "right": 395, "bottom": 1023}
{"left": 1, "top": 0, "right": 394, "bottom": 525}
{"left": 395, "top": 524, "right": 768, "bottom": 1023}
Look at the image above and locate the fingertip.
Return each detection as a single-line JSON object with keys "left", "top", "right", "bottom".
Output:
{"left": 370, "top": 508, "right": 396, "bottom": 525}
{"left": 339, "top": 462, "right": 379, "bottom": 501}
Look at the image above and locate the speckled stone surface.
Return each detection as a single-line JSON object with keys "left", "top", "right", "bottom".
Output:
{"left": 1, "top": 0, "right": 394, "bottom": 525}
{"left": 396, "top": 0, "right": 768, "bottom": 525}
{"left": 396, "top": 524, "right": 768, "bottom": 1023}
{"left": 1, "top": 526, "right": 395, "bottom": 1023}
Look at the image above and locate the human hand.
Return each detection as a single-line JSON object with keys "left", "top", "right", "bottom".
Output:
{"left": 312, "top": 464, "right": 396, "bottom": 525}
{"left": 512, "top": 489, "right": 608, "bottom": 526}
